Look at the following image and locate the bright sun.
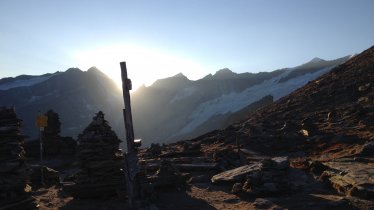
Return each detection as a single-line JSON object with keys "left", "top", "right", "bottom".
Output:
{"left": 73, "top": 44, "right": 208, "bottom": 91}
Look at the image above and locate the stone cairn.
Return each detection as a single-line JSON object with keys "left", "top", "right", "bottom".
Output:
{"left": 69, "top": 111, "right": 125, "bottom": 198}
{"left": 211, "top": 156, "right": 302, "bottom": 196}
{"left": 0, "top": 107, "right": 36, "bottom": 209}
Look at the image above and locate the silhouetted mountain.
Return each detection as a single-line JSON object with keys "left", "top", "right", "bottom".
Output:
{"left": 0, "top": 68, "right": 124, "bottom": 140}
{"left": 211, "top": 68, "right": 239, "bottom": 79}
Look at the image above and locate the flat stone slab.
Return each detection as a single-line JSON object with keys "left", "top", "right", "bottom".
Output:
{"left": 322, "top": 160, "right": 374, "bottom": 199}
{"left": 211, "top": 162, "right": 262, "bottom": 183}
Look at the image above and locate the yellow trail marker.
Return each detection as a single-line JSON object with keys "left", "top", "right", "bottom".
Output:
{"left": 36, "top": 115, "right": 48, "bottom": 128}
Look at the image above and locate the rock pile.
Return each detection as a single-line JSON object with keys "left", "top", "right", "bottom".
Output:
{"left": 145, "top": 143, "right": 162, "bottom": 157}
{"left": 213, "top": 148, "right": 247, "bottom": 171}
{"left": 30, "top": 165, "right": 60, "bottom": 186}
{"left": 241, "top": 157, "right": 300, "bottom": 196}
{"left": 66, "top": 111, "right": 125, "bottom": 198}
{"left": 24, "top": 109, "right": 77, "bottom": 158}
{"left": 148, "top": 160, "right": 187, "bottom": 189}
{"left": 0, "top": 107, "right": 36, "bottom": 209}
{"left": 212, "top": 157, "right": 304, "bottom": 196}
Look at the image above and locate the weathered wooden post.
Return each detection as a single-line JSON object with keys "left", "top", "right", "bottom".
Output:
{"left": 120, "top": 62, "right": 140, "bottom": 208}
{"left": 36, "top": 112, "right": 48, "bottom": 185}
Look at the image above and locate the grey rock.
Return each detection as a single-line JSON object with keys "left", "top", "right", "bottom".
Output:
{"left": 232, "top": 182, "right": 243, "bottom": 194}
{"left": 262, "top": 182, "right": 279, "bottom": 193}
{"left": 242, "top": 179, "right": 252, "bottom": 192}
{"left": 247, "top": 171, "right": 263, "bottom": 185}
{"left": 188, "top": 174, "right": 212, "bottom": 183}
{"left": 211, "top": 162, "right": 262, "bottom": 183}
{"left": 271, "top": 156, "right": 290, "bottom": 170}
{"left": 253, "top": 198, "right": 274, "bottom": 208}
{"left": 359, "top": 141, "right": 374, "bottom": 156}
{"left": 322, "top": 161, "right": 374, "bottom": 199}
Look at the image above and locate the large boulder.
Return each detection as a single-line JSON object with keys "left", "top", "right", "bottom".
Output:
{"left": 320, "top": 160, "right": 374, "bottom": 199}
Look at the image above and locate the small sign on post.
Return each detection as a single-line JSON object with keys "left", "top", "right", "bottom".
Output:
{"left": 36, "top": 115, "right": 48, "bottom": 128}
{"left": 36, "top": 113, "right": 48, "bottom": 185}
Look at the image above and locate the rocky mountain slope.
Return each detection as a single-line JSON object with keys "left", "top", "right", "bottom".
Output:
{"left": 183, "top": 45, "right": 373, "bottom": 170}
{"left": 133, "top": 45, "right": 373, "bottom": 209}
{"left": 132, "top": 56, "right": 351, "bottom": 144}
{"left": 230, "top": 50, "right": 373, "bottom": 157}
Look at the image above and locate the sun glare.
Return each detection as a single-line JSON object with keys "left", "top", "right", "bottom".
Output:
{"left": 73, "top": 44, "right": 209, "bottom": 91}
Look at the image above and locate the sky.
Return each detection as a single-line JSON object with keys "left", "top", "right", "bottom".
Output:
{"left": 0, "top": 0, "right": 373, "bottom": 90}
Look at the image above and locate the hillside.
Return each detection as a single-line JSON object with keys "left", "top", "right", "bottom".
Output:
{"left": 134, "top": 46, "right": 373, "bottom": 209}
{"left": 132, "top": 56, "right": 350, "bottom": 145}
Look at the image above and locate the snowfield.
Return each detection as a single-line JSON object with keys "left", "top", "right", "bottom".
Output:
{"left": 0, "top": 75, "right": 52, "bottom": 90}
{"left": 176, "top": 66, "right": 334, "bottom": 136}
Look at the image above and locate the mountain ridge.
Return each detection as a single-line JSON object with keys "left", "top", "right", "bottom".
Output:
{"left": 0, "top": 67, "right": 124, "bottom": 140}
{"left": 0, "top": 55, "right": 352, "bottom": 146}
{"left": 131, "top": 55, "right": 351, "bottom": 145}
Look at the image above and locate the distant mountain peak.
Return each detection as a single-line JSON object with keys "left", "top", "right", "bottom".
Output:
{"left": 66, "top": 68, "right": 82, "bottom": 73}
{"left": 87, "top": 66, "right": 100, "bottom": 72}
{"left": 87, "top": 66, "right": 107, "bottom": 78}
{"left": 202, "top": 73, "right": 213, "bottom": 80}
{"left": 308, "top": 57, "right": 326, "bottom": 63}
{"left": 150, "top": 72, "right": 191, "bottom": 89}
{"left": 213, "top": 68, "right": 237, "bottom": 79}
{"left": 172, "top": 72, "right": 186, "bottom": 78}
{"left": 216, "top": 68, "right": 233, "bottom": 74}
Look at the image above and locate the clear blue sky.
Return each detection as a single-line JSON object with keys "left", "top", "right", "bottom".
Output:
{"left": 1, "top": 0, "right": 373, "bottom": 89}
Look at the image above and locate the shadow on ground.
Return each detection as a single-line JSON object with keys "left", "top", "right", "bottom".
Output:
{"left": 155, "top": 189, "right": 216, "bottom": 210}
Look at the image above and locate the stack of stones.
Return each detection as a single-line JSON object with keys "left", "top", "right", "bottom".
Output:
{"left": 148, "top": 160, "right": 187, "bottom": 189}
{"left": 212, "top": 156, "right": 303, "bottom": 196}
{"left": 241, "top": 157, "right": 294, "bottom": 195}
{"left": 232, "top": 157, "right": 302, "bottom": 196}
{"left": 0, "top": 107, "right": 36, "bottom": 209}
{"left": 71, "top": 111, "right": 125, "bottom": 198}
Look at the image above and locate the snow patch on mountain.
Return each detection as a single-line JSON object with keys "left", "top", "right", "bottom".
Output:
{"left": 0, "top": 75, "right": 52, "bottom": 90}
{"left": 170, "top": 86, "right": 197, "bottom": 104}
{"left": 176, "top": 66, "right": 334, "bottom": 136}
{"left": 28, "top": 95, "right": 43, "bottom": 103}
{"left": 26, "top": 90, "right": 59, "bottom": 104}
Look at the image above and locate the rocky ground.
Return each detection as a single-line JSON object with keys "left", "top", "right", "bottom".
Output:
{"left": 31, "top": 141, "right": 373, "bottom": 210}
{"left": 30, "top": 45, "right": 374, "bottom": 209}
